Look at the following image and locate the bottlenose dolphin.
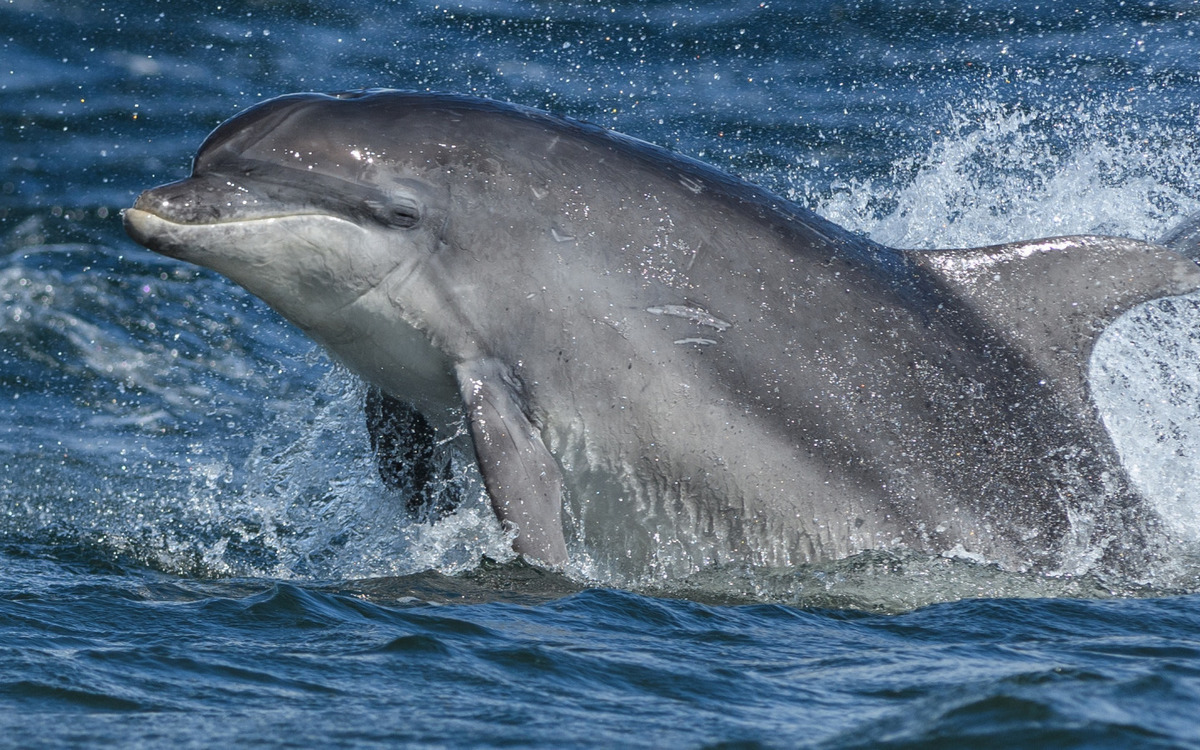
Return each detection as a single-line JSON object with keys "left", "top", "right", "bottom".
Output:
{"left": 123, "top": 90, "right": 1200, "bottom": 576}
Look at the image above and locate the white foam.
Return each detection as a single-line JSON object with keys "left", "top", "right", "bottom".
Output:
{"left": 1092, "top": 296, "right": 1200, "bottom": 542}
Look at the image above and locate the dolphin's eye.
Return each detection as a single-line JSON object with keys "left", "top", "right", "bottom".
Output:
{"left": 364, "top": 198, "right": 420, "bottom": 229}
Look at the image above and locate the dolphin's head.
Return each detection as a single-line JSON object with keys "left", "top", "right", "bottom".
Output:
{"left": 123, "top": 91, "right": 500, "bottom": 409}
{"left": 124, "top": 91, "right": 456, "bottom": 335}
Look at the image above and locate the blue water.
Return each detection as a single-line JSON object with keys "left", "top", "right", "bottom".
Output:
{"left": 4, "top": 547, "right": 1200, "bottom": 749}
{"left": 5, "top": 1, "right": 1200, "bottom": 746}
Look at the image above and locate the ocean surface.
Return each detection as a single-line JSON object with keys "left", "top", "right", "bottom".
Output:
{"left": 5, "top": 0, "right": 1200, "bottom": 746}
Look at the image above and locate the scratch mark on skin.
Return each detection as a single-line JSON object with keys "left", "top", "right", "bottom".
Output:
{"left": 685, "top": 241, "right": 702, "bottom": 272}
{"left": 679, "top": 175, "right": 704, "bottom": 194}
{"left": 646, "top": 304, "right": 732, "bottom": 331}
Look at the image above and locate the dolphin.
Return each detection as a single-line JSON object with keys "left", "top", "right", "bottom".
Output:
{"left": 123, "top": 90, "right": 1200, "bottom": 576}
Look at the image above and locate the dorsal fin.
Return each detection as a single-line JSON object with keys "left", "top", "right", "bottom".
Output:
{"left": 1160, "top": 210, "right": 1200, "bottom": 261}
{"left": 910, "top": 236, "right": 1200, "bottom": 416}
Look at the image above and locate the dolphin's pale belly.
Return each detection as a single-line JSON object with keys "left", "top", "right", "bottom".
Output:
{"left": 519, "top": 287, "right": 986, "bottom": 574}
{"left": 546, "top": 408, "right": 904, "bottom": 578}
{"left": 535, "top": 343, "right": 1012, "bottom": 576}
{"left": 310, "top": 282, "right": 464, "bottom": 431}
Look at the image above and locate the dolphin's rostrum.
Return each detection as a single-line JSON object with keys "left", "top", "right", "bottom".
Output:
{"left": 124, "top": 90, "right": 1200, "bottom": 576}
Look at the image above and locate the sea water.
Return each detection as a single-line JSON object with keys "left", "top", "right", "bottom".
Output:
{"left": 3, "top": 1, "right": 1200, "bottom": 747}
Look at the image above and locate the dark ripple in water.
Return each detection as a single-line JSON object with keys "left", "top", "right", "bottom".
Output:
{"left": 4, "top": 547, "right": 1200, "bottom": 747}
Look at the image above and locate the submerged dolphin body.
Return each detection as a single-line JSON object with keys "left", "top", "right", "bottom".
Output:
{"left": 124, "top": 90, "right": 1200, "bottom": 576}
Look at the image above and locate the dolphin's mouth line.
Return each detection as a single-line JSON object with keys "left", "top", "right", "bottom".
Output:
{"left": 123, "top": 206, "right": 345, "bottom": 228}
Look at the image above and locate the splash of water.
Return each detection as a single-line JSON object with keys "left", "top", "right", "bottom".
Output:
{"left": 808, "top": 98, "right": 1200, "bottom": 248}
{"left": 138, "top": 366, "right": 518, "bottom": 580}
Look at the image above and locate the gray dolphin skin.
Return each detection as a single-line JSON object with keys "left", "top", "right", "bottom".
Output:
{"left": 124, "top": 90, "right": 1200, "bottom": 576}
